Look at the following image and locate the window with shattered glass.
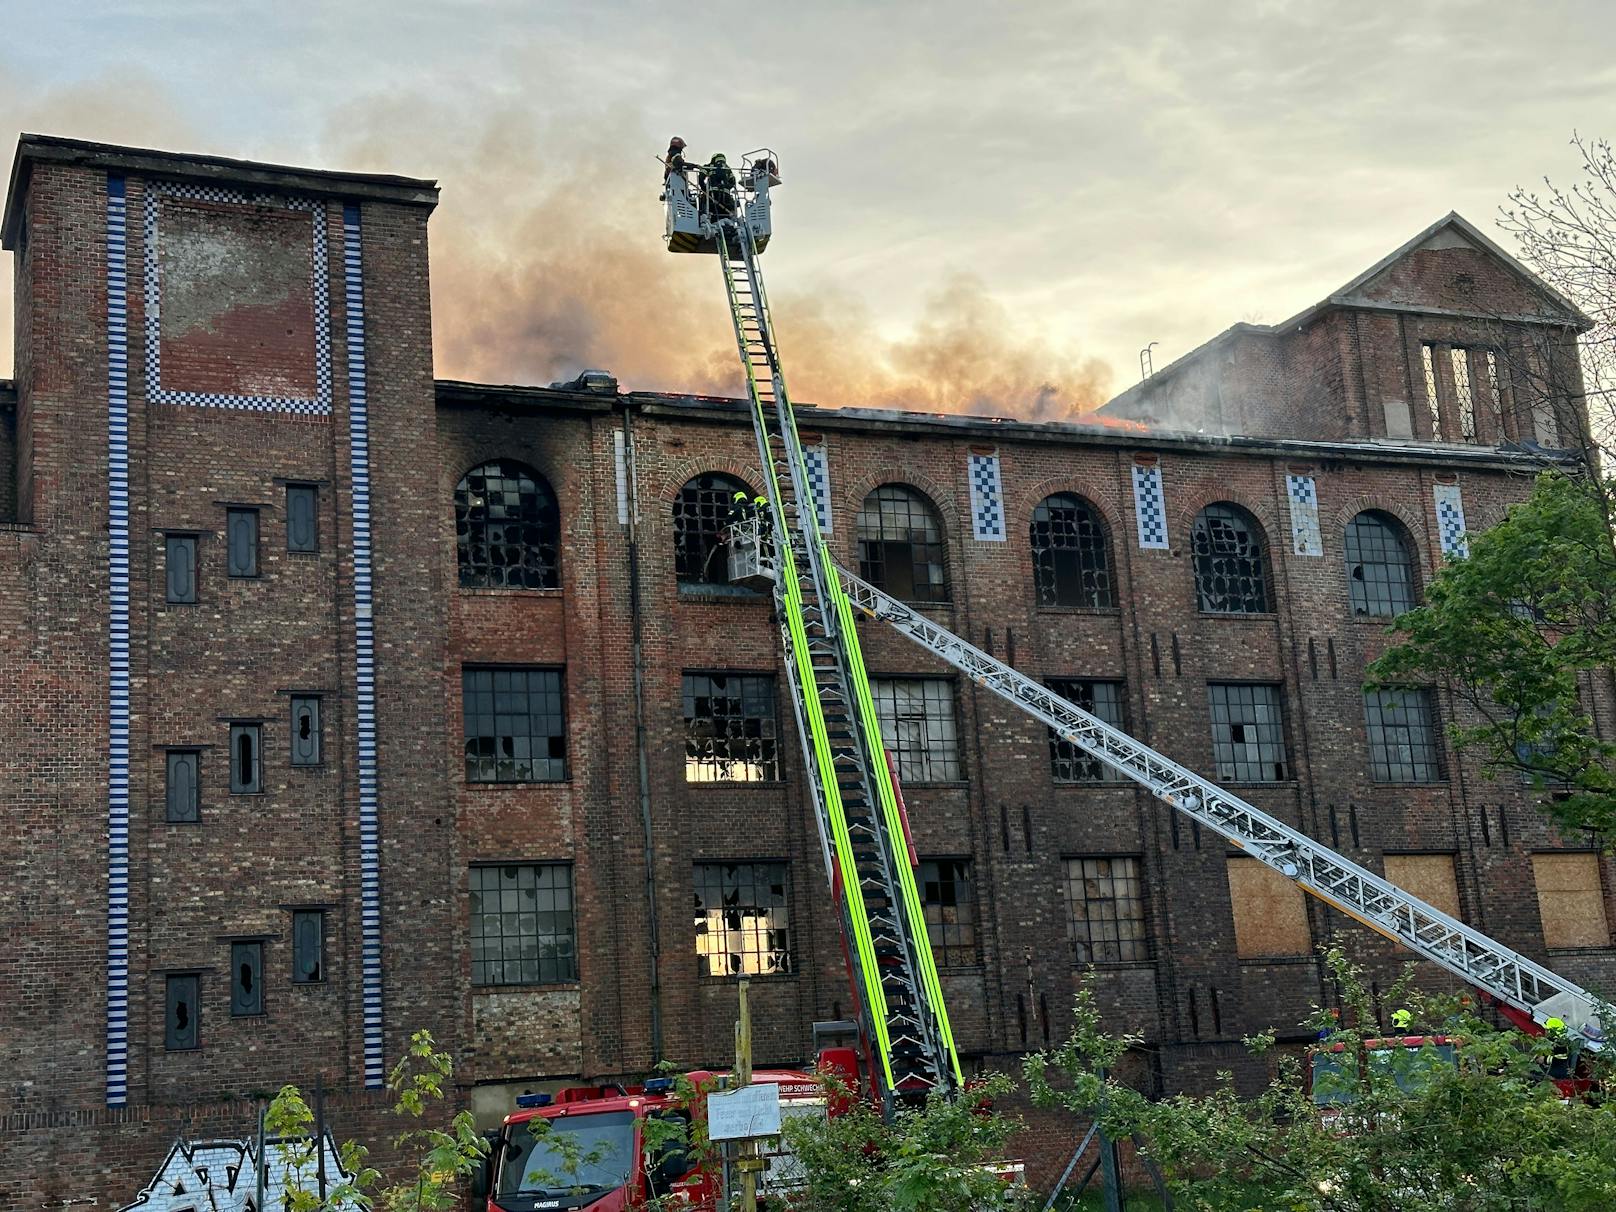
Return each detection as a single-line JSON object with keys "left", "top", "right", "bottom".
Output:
{"left": 1345, "top": 511, "right": 1416, "bottom": 618}
{"left": 871, "top": 677, "right": 961, "bottom": 782}
{"left": 920, "top": 858, "right": 978, "bottom": 966}
{"left": 683, "top": 673, "right": 779, "bottom": 782}
{"left": 1190, "top": 504, "right": 1271, "bottom": 614}
{"left": 1208, "top": 683, "right": 1288, "bottom": 782}
{"left": 455, "top": 461, "right": 561, "bottom": 589}
{"left": 694, "top": 861, "right": 791, "bottom": 977}
{"left": 674, "top": 472, "right": 753, "bottom": 586}
{"left": 857, "top": 485, "right": 949, "bottom": 603}
{"left": 1364, "top": 688, "right": 1444, "bottom": 783}
{"left": 1031, "top": 493, "right": 1113, "bottom": 608}
{"left": 1047, "top": 679, "right": 1126, "bottom": 783}
{"left": 470, "top": 863, "right": 577, "bottom": 986}
{"left": 1064, "top": 856, "right": 1150, "bottom": 964}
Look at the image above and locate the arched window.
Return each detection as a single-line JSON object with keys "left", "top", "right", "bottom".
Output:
{"left": 1345, "top": 511, "right": 1416, "bottom": 618}
{"left": 455, "top": 461, "right": 560, "bottom": 589}
{"left": 857, "top": 485, "right": 948, "bottom": 603}
{"left": 1191, "top": 503, "right": 1272, "bottom": 614}
{"left": 1030, "top": 494, "right": 1113, "bottom": 608}
{"left": 675, "top": 472, "right": 752, "bottom": 586}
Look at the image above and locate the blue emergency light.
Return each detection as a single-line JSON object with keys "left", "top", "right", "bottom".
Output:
{"left": 642, "top": 1077, "right": 675, "bottom": 1094}
{"left": 515, "top": 1093, "right": 553, "bottom": 1108}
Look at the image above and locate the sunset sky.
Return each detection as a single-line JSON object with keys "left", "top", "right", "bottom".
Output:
{"left": 5, "top": 0, "right": 1613, "bottom": 417}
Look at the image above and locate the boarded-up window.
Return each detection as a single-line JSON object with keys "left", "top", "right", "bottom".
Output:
{"left": 1533, "top": 853, "right": 1611, "bottom": 950}
{"left": 1384, "top": 854, "right": 1462, "bottom": 920}
{"left": 1227, "top": 858, "right": 1310, "bottom": 958}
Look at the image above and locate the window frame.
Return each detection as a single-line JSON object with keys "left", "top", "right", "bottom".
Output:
{"left": 681, "top": 672, "right": 781, "bottom": 784}
{"left": 165, "top": 533, "right": 198, "bottom": 604}
{"left": 673, "top": 472, "right": 754, "bottom": 589}
{"left": 290, "top": 696, "right": 322, "bottom": 768}
{"left": 469, "top": 862, "right": 579, "bottom": 988}
{"left": 856, "top": 484, "right": 950, "bottom": 604}
{"left": 164, "top": 972, "right": 201, "bottom": 1051}
{"left": 165, "top": 748, "right": 201, "bottom": 822}
{"left": 286, "top": 483, "right": 319, "bottom": 554}
{"left": 1030, "top": 493, "right": 1114, "bottom": 610}
{"left": 1344, "top": 510, "right": 1417, "bottom": 620}
{"left": 693, "top": 860, "right": 793, "bottom": 980}
{"left": 454, "top": 460, "right": 561, "bottom": 591}
{"left": 461, "top": 666, "right": 569, "bottom": 785}
{"left": 1363, "top": 687, "right": 1445, "bottom": 784}
{"left": 228, "top": 723, "right": 262, "bottom": 795}
{"left": 1190, "top": 503, "right": 1272, "bottom": 615}
{"left": 870, "top": 676, "right": 962, "bottom": 784}
{"left": 291, "top": 910, "right": 325, "bottom": 985}
{"left": 919, "top": 857, "right": 979, "bottom": 968}
{"left": 225, "top": 507, "right": 259, "bottom": 579}
{"left": 230, "top": 941, "right": 265, "bottom": 1017}
{"left": 1047, "top": 679, "right": 1127, "bottom": 784}
{"left": 1063, "top": 855, "right": 1151, "bottom": 965}
{"left": 1207, "top": 682, "right": 1290, "bottom": 784}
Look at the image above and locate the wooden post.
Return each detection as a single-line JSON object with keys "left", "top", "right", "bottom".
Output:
{"left": 734, "top": 980, "right": 760, "bottom": 1212}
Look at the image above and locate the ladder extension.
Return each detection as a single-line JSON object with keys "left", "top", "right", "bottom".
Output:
{"left": 715, "top": 216, "right": 961, "bottom": 1107}
{"left": 837, "top": 566, "right": 1612, "bottom": 1045}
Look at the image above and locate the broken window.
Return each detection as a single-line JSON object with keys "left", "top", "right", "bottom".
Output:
{"left": 682, "top": 673, "right": 779, "bottom": 782}
{"left": 693, "top": 861, "right": 791, "bottom": 978}
{"left": 226, "top": 508, "right": 258, "bottom": 578}
{"left": 857, "top": 485, "right": 948, "bottom": 603}
{"left": 1047, "top": 679, "right": 1126, "bottom": 783}
{"left": 290, "top": 697, "right": 321, "bottom": 767}
{"left": 455, "top": 461, "right": 560, "bottom": 589}
{"left": 286, "top": 484, "right": 318, "bottom": 553}
{"left": 1208, "top": 683, "right": 1288, "bottom": 782}
{"left": 1484, "top": 350, "right": 1505, "bottom": 429}
{"left": 1063, "top": 856, "right": 1149, "bottom": 964}
{"left": 462, "top": 667, "right": 567, "bottom": 783}
{"left": 1525, "top": 341, "right": 1561, "bottom": 446}
{"left": 1031, "top": 494, "right": 1113, "bottom": 608}
{"left": 165, "top": 534, "right": 197, "bottom": 604}
{"left": 292, "top": 910, "right": 324, "bottom": 984}
{"left": 470, "top": 863, "right": 577, "bottom": 986}
{"left": 1364, "top": 688, "right": 1443, "bottom": 783}
{"left": 1532, "top": 852, "right": 1611, "bottom": 949}
{"left": 165, "top": 973, "right": 199, "bottom": 1050}
{"left": 1226, "top": 858, "right": 1311, "bottom": 957}
{"left": 871, "top": 677, "right": 961, "bottom": 783}
{"left": 1345, "top": 511, "right": 1416, "bottom": 618}
{"left": 229, "top": 724, "right": 261, "bottom": 794}
{"left": 1421, "top": 343, "right": 1442, "bottom": 439}
{"left": 166, "top": 750, "right": 200, "bottom": 822}
{"left": 231, "top": 942, "right": 264, "bottom": 1016}
{"left": 1450, "top": 347, "right": 1477, "bottom": 441}
{"left": 1190, "top": 503, "right": 1271, "bottom": 614}
{"left": 674, "top": 472, "right": 752, "bottom": 587}
{"left": 920, "top": 858, "right": 978, "bottom": 966}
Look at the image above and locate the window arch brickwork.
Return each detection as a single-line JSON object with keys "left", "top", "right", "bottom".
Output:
{"left": 454, "top": 460, "right": 560, "bottom": 589}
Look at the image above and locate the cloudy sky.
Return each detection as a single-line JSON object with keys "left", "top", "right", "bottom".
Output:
{"left": 4, "top": 0, "right": 1613, "bottom": 417}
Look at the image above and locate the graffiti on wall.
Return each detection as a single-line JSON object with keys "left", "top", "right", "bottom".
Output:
{"left": 118, "top": 1135, "right": 358, "bottom": 1212}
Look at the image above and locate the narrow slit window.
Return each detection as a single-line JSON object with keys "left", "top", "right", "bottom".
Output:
{"left": 1484, "top": 350, "right": 1504, "bottom": 428}
{"left": 290, "top": 697, "right": 321, "bottom": 767}
{"left": 286, "top": 484, "right": 318, "bottom": 553}
{"left": 292, "top": 911, "right": 324, "bottom": 984}
{"left": 229, "top": 724, "right": 261, "bottom": 794}
{"left": 165, "top": 750, "right": 200, "bottom": 822}
{"left": 226, "top": 508, "right": 259, "bottom": 578}
{"left": 230, "top": 942, "right": 264, "bottom": 1016}
{"left": 165, "top": 974, "right": 200, "bottom": 1050}
{"left": 165, "top": 535, "right": 197, "bottom": 604}
{"left": 682, "top": 673, "right": 779, "bottom": 782}
{"left": 1450, "top": 347, "right": 1476, "bottom": 442}
{"left": 1421, "top": 343, "right": 1442, "bottom": 439}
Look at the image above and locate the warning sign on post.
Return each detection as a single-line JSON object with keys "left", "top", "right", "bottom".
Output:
{"left": 706, "top": 1083, "right": 783, "bottom": 1141}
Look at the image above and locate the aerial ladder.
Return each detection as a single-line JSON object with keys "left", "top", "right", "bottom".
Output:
{"left": 662, "top": 152, "right": 1608, "bottom": 1113}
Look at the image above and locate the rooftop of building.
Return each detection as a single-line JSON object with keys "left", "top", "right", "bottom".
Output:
{"left": 2, "top": 133, "right": 440, "bottom": 249}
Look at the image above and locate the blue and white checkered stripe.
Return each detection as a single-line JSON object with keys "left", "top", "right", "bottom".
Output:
{"left": 142, "top": 180, "right": 332, "bottom": 415}
{"left": 1286, "top": 474, "right": 1323, "bottom": 557}
{"left": 1131, "top": 463, "right": 1169, "bottom": 550}
{"left": 343, "top": 203, "right": 385, "bottom": 1088}
{"left": 801, "top": 444, "right": 832, "bottom": 534}
{"left": 105, "top": 175, "right": 131, "bottom": 1107}
{"left": 1434, "top": 483, "right": 1469, "bottom": 559}
{"left": 968, "top": 451, "right": 1005, "bottom": 542}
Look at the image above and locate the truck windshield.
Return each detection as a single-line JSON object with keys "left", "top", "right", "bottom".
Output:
{"left": 1312, "top": 1044, "right": 1459, "bottom": 1106}
{"left": 497, "top": 1111, "right": 636, "bottom": 1199}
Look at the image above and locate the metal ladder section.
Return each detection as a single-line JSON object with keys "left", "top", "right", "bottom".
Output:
{"left": 837, "top": 565, "right": 1613, "bottom": 1044}
{"left": 715, "top": 216, "right": 963, "bottom": 1106}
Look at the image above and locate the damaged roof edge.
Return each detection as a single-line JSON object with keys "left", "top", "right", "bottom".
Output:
{"left": 433, "top": 379, "right": 1569, "bottom": 472}
{"left": 3, "top": 133, "right": 440, "bottom": 249}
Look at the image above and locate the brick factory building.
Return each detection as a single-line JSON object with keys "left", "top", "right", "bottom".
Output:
{"left": 1, "top": 134, "right": 1612, "bottom": 1203}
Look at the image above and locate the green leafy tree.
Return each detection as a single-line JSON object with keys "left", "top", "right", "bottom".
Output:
{"left": 781, "top": 1070, "right": 1033, "bottom": 1211}
{"left": 1026, "top": 953, "right": 1616, "bottom": 1212}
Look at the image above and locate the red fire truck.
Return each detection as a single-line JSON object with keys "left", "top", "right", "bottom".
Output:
{"left": 472, "top": 1065, "right": 834, "bottom": 1211}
